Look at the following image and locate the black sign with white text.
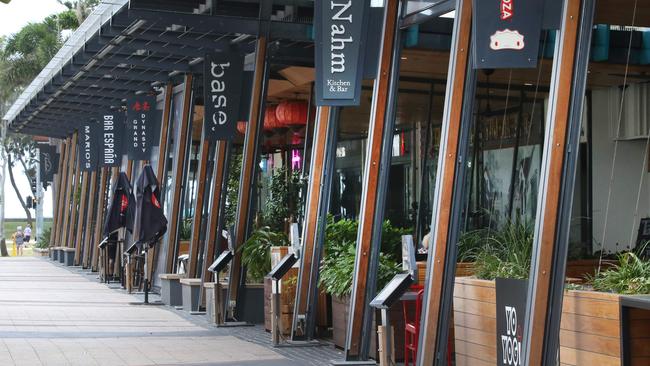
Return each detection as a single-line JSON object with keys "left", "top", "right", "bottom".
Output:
{"left": 472, "top": 0, "right": 544, "bottom": 69}
{"left": 203, "top": 52, "right": 245, "bottom": 141}
{"left": 496, "top": 278, "right": 528, "bottom": 366}
{"left": 126, "top": 96, "right": 157, "bottom": 161}
{"left": 39, "top": 145, "right": 59, "bottom": 183}
{"left": 100, "top": 111, "right": 124, "bottom": 167}
{"left": 315, "top": 0, "right": 369, "bottom": 106}
{"left": 78, "top": 120, "right": 101, "bottom": 171}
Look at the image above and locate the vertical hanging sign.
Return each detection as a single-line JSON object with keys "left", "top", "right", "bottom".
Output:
{"left": 472, "top": 0, "right": 544, "bottom": 69}
{"left": 101, "top": 111, "right": 125, "bottom": 167}
{"left": 39, "top": 145, "right": 59, "bottom": 183}
{"left": 126, "top": 96, "right": 157, "bottom": 160}
{"left": 203, "top": 51, "right": 245, "bottom": 141}
{"left": 78, "top": 120, "right": 100, "bottom": 171}
{"left": 315, "top": 0, "right": 370, "bottom": 106}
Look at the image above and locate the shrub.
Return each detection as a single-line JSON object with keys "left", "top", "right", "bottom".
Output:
{"left": 473, "top": 221, "right": 534, "bottom": 280}
{"left": 239, "top": 226, "right": 289, "bottom": 283}
{"left": 588, "top": 248, "right": 650, "bottom": 295}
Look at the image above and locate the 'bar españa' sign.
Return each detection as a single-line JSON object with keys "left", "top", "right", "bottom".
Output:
{"left": 101, "top": 111, "right": 124, "bottom": 167}
{"left": 203, "top": 52, "right": 245, "bottom": 141}
{"left": 315, "top": 0, "right": 369, "bottom": 106}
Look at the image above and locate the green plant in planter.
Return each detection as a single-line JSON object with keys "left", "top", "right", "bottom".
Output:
{"left": 240, "top": 226, "right": 289, "bottom": 283}
{"left": 473, "top": 221, "right": 534, "bottom": 280}
{"left": 320, "top": 242, "right": 401, "bottom": 299}
{"left": 179, "top": 218, "right": 193, "bottom": 241}
{"left": 319, "top": 216, "right": 407, "bottom": 298}
{"left": 588, "top": 247, "right": 650, "bottom": 294}
{"left": 457, "top": 228, "right": 490, "bottom": 262}
{"left": 261, "top": 167, "right": 302, "bottom": 232}
{"left": 35, "top": 227, "right": 51, "bottom": 249}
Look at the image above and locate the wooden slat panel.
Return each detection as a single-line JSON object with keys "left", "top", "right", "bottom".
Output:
{"left": 453, "top": 298, "right": 496, "bottom": 318}
{"left": 560, "top": 329, "right": 620, "bottom": 357}
{"left": 454, "top": 282, "right": 497, "bottom": 302}
{"left": 454, "top": 325, "right": 495, "bottom": 347}
{"left": 60, "top": 133, "right": 78, "bottom": 248}
{"left": 560, "top": 346, "right": 620, "bottom": 366}
{"left": 562, "top": 295, "right": 620, "bottom": 320}
{"left": 560, "top": 312, "right": 620, "bottom": 337}
{"left": 453, "top": 311, "right": 497, "bottom": 332}
{"left": 454, "top": 340, "right": 496, "bottom": 362}
{"left": 455, "top": 353, "right": 494, "bottom": 366}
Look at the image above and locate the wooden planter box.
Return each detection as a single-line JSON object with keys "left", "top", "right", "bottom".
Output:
{"left": 565, "top": 259, "right": 617, "bottom": 281}
{"left": 453, "top": 277, "right": 625, "bottom": 365}
{"left": 264, "top": 268, "right": 298, "bottom": 335}
{"left": 33, "top": 248, "right": 49, "bottom": 257}
{"left": 416, "top": 262, "right": 475, "bottom": 284}
{"left": 331, "top": 295, "right": 406, "bottom": 361}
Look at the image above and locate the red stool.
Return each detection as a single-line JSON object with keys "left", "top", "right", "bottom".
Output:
{"left": 402, "top": 285, "right": 424, "bottom": 366}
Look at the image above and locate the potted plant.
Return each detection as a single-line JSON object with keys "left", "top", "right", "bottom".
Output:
{"left": 33, "top": 227, "right": 51, "bottom": 256}
{"left": 453, "top": 223, "right": 650, "bottom": 365}
{"left": 319, "top": 217, "right": 408, "bottom": 359}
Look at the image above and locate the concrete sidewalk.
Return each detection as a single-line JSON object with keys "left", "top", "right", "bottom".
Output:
{"left": 0, "top": 257, "right": 330, "bottom": 366}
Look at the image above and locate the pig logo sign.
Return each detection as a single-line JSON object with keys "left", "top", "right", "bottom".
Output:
{"left": 490, "top": 29, "right": 525, "bottom": 51}
{"left": 472, "top": 0, "right": 543, "bottom": 68}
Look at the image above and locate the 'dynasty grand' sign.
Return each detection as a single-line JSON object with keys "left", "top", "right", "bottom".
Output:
{"left": 126, "top": 96, "right": 157, "bottom": 160}
{"left": 203, "top": 52, "right": 244, "bottom": 141}
{"left": 315, "top": 0, "right": 369, "bottom": 106}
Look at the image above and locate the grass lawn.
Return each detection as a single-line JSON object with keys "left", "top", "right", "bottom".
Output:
{"left": 3, "top": 218, "right": 52, "bottom": 239}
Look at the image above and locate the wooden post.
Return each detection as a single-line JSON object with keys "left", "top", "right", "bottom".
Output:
{"left": 147, "top": 82, "right": 174, "bottom": 283}
{"left": 73, "top": 171, "right": 89, "bottom": 265}
{"left": 291, "top": 106, "right": 337, "bottom": 339}
{"left": 82, "top": 170, "right": 98, "bottom": 268}
{"left": 345, "top": 0, "right": 402, "bottom": 359}
{"left": 228, "top": 35, "right": 268, "bottom": 320}
{"left": 417, "top": 0, "right": 475, "bottom": 364}
{"left": 51, "top": 139, "right": 68, "bottom": 247}
{"left": 523, "top": 0, "right": 595, "bottom": 363}
{"left": 91, "top": 167, "right": 109, "bottom": 271}
{"left": 60, "top": 132, "right": 78, "bottom": 248}
{"left": 200, "top": 141, "right": 229, "bottom": 284}
{"left": 187, "top": 131, "right": 211, "bottom": 278}
{"left": 164, "top": 74, "right": 194, "bottom": 273}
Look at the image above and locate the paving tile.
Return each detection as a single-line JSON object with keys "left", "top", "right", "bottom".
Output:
{"left": 0, "top": 257, "right": 344, "bottom": 366}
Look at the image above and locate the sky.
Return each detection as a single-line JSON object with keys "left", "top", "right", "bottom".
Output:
{"left": 1, "top": 0, "right": 66, "bottom": 218}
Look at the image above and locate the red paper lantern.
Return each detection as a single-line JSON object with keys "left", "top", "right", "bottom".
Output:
{"left": 264, "top": 105, "right": 280, "bottom": 130}
{"left": 275, "top": 101, "right": 309, "bottom": 126}
{"left": 237, "top": 121, "right": 247, "bottom": 135}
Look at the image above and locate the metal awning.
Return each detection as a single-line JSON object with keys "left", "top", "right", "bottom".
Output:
{"left": 3, "top": 0, "right": 313, "bottom": 137}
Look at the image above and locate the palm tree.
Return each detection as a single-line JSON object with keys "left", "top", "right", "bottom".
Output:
{"left": 57, "top": 0, "right": 100, "bottom": 24}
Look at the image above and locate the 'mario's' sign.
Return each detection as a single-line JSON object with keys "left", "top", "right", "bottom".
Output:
{"left": 203, "top": 52, "right": 244, "bottom": 141}
{"left": 315, "top": 0, "right": 369, "bottom": 106}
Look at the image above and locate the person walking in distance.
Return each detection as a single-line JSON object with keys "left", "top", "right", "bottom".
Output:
{"left": 24, "top": 224, "right": 32, "bottom": 244}
{"left": 14, "top": 226, "right": 25, "bottom": 256}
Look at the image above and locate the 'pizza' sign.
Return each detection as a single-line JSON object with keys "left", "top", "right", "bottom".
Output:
{"left": 472, "top": 0, "right": 544, "bottom": 69}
